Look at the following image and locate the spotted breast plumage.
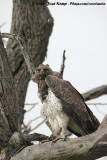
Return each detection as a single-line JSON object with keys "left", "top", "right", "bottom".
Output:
{"left": 41, "top": 88, "right": 70, "bottom": 139}
{"left": 35, "top": 64, "right": 100, "bottom": 141}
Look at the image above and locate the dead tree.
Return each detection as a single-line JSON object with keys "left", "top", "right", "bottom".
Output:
{"left": 0, "top": 0, "right": 53, "bottom": 159}
{"left": 0, "top": 0, "right": 107, "bottom": 160}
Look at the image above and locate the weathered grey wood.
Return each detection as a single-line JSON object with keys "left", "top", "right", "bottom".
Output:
{"left": 83, "top": 85, "right": 107, "bottom": 101}
{"left": 10, "top": 115, "right": 107, "bottom": 160}
{"left": 21, "top": 133, "right": 49, "bottom": 142}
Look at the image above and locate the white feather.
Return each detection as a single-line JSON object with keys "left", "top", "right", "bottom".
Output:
{"left": 41, "top": 88, "right": 70, "bottom": 137}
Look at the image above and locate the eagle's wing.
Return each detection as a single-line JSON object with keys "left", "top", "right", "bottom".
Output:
{"left": 45, "top": 75, "right": 100, "bottom": 136}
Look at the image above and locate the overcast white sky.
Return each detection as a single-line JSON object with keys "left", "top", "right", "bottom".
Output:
{"left": 0, "top": 0, "right": 107, "bottom": 159}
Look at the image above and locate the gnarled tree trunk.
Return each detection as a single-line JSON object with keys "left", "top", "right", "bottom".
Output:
{"left": 6, "top": 0, "right": 53, "bottom": 126}
{"left": 0, "top": 0, "right": 53, "bottom": 159}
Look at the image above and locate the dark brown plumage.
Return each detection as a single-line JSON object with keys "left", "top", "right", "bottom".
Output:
{"left": 35, "top": 64, "right": 100, "bottom": 139}
{"left": 45, "top": 75, "right": 100, "bottom": 136}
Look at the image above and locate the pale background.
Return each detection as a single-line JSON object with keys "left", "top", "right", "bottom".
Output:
{"left": 0, "top": 0, "right": 107, "bottom": 159}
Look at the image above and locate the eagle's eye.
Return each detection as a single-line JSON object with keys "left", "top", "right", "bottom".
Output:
{"left": 36, "top": 69, "right": 40, "bottom": 73}
{"left": 45, "top": 69, "right": 49, "bottom": 73}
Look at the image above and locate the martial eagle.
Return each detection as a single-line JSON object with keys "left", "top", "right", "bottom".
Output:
{"left": 34, "top": 64, "right": 100, "bottom": 142}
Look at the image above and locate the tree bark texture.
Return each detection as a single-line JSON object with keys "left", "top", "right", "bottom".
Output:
{"left": 0, "top": 35, "right": 17, "bottom": 148}
{"left": 0, "top": 0, "right": 53, "bottom": 158}
{"left": 11, "top": 115, "right": 107, "bottom": 160}
{"left": 6, "top": 0, "right": 53, "bottom": 125}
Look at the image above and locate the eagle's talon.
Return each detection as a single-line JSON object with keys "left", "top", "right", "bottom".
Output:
{"left": 52, "top": 137, "right": 64, "bottom": 143}
{"left": 49, "top": 136, "right": 56, "bottom": 141}
{"left": 51, "top": 134, "right": 67, "bottom": 143}
{"left": 41, "top": 136, "right": 57, "bottom": 144}
{"left": 41, "top": 139, "right": 49, "bottom": 143}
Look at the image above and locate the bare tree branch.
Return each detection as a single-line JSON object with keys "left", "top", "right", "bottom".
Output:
{"left": 4, "top": 132, "right": 49, "bottom": 160}
{"left": 83, "top": 85, "right": 107, "bottom": 101}
{"left": 26, "top": 116, "right": 45, "bottom": 127}
{"left": 29, "top": 118, "right": 47, "bottom": 133}
{"left": 1, "top": 33, "right": 36, "bottom": 80}
{"left": 25, "top": 103, "right": 38, "bottom": 106}
{"left": 25, "top": 103, "right": 38, "bottom": 113}
{"left": 9, "top": 132, "right": 48, "bottom": 146}
{"left": 60, "top": 50, "right": 66, "bottom": 78}
{"left": 22, "top": 116, "right": 47, "bottom": 134}
{"left": 10, "top": 115, "right": 107, "bottom": 160}
{"left": 22, "top": 133, "right": 48, "bottom": 142}
{"left": 87, "top": 103, "right": 107, "bottom": 105}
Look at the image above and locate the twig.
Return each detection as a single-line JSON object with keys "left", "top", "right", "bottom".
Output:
{"left": 25, "top": 102, "right": 107, "bottom": 107}
{"left": 22, "top": 117, "right": 47, "bottom": 134}
{"left": 29, "top": 118, "right": 47, "bottom": 133}
{"left": 25, "top": 105, "right": 35, "bottom": 113}
{"left": 26, "top": 116, "right": 45, "bottom": 127}
{"left": 25, "top": 103, "right": 38, "bottom": 113}
{"left": 87, "top": 103, "right": 107, "bottom": 106}
{"left": 60, "top": 50, "right": 66, "bottom": 78}
{"left": 22, "top": 122, "right": 31, "bottom": 134}
{"left": 1, "top": 32, "right": 35, "bottom": 80}
{"left": 25, "top": 103, "right": 38, "bottom": 106}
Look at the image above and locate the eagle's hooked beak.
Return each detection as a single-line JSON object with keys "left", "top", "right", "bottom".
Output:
{"left": 40, "top": 70, "right": 47, "bottom": 79}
